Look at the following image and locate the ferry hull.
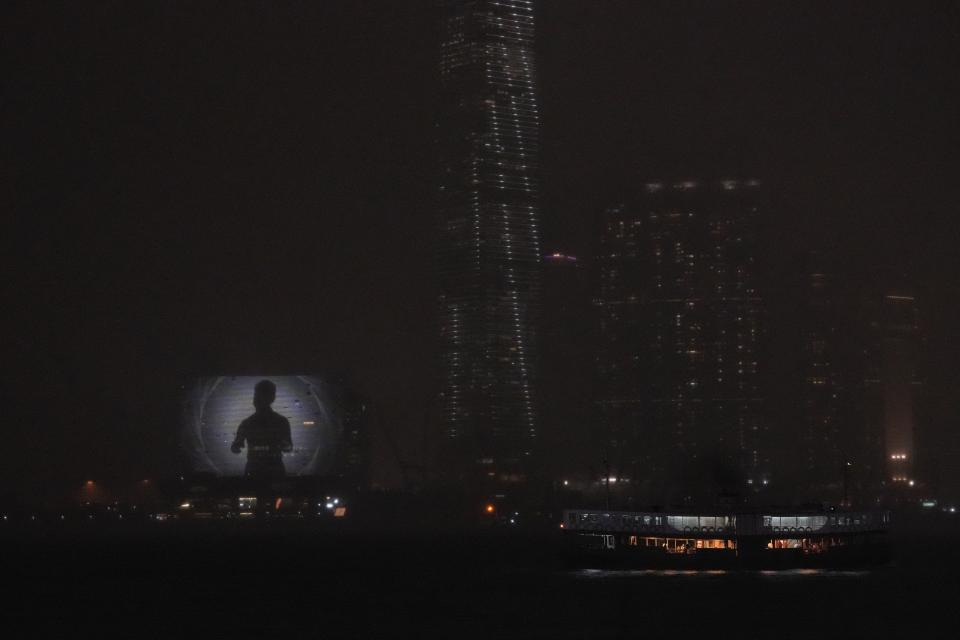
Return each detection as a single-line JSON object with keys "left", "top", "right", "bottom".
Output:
{"left": 564, "top": 541, "right": 891, "bottom": 570}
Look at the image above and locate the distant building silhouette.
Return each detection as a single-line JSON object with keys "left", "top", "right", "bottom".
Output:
{"left": 595, "top": 179, "right": 766, "bottom": 502}
{"left": 871, "top": 292, "right": 923, "bottom": 490}
{"left": 539, "top": 252, "right": 592, "bottom": 481}
{"left": 842, "top": 286, "right": 926, "bottom": 504}
{"left": 436, "top": 0, "right": 542, "bottom": 483}
{"left": 799, "top": 256, "right": 843, "bottom": 500}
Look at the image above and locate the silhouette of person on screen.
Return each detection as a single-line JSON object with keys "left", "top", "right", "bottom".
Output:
{"left": 231, "top": 379, "right": 293, "bottom": 479}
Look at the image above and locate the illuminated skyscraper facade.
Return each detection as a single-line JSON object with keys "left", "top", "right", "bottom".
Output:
{"left": 437, "top": 0, "right": 541, "bottom": 480}
{"left": 596, "top": 180, "right": 766, "bottom": 500}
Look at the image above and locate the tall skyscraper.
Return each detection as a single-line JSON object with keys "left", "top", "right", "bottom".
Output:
{"left": 595, "top": 180, "right": 766, "bottom": 502}
{"left": 436, "top": 0, "right": 541, "bottom": 481}
{"left": 878, "top": 292, "right": 921, "bottom": 487}
{"left": 799, "top": 260, "right": 843, "bottom": 499}
{"left": 858, "top": 289, "right": 923, "bottom": 500}
{"left": 540, "top": 251, "right": 592, "bottom": 480}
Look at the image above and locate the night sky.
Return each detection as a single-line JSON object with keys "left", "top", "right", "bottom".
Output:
{"left": 6, "top": 1, "right": 959, "bottom": 497}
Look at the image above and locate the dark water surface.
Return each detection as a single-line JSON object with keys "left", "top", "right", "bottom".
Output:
{"left": 3, "top": 525, "right": 957, "bottom": 638}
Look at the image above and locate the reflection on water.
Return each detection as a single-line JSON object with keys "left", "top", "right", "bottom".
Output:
{"left": 758, "top": 568, "right": 870, "bottom": 578}
{"left": 574, "top": 568, "right": 729, "bottom": 578}
{"left": 574, "top": 568, "right": 870, "bottom": 579}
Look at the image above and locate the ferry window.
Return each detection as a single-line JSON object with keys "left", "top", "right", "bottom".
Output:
{"left": 796, "top": 516, "right": 826, "bottom": 529}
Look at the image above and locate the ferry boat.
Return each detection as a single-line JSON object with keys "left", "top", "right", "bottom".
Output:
{"left": 561, "top": 509, "right": 891, "bottom": 569}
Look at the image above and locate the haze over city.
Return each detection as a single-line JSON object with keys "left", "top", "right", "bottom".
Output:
{"left": 8, "top": 1, "right": 958, "bottom": 500}
{"left": 4, "top": 2, "right": 960, "bottom": 636}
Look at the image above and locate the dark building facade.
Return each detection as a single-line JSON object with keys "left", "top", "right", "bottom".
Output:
{"left": 539, "top": 252, "right": 592, "bottom": 480}
{"left": 798, "top": 262, "right": 844, "bottom": 500}
{"left": 595, "top": 180, "right": 766, "bottom": 502}
{"left": 874, "top": 292, "right": 923, "bottom": 489}
{"left": 844, "top": 288, "right": 925, "bottom": 504}
{"left": 436, "top": 0, "right": 541, "bottom": 481}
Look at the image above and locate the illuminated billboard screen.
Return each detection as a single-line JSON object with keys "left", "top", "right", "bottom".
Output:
{"left": 181, "top": 375, "right": 346, "bottom": 478}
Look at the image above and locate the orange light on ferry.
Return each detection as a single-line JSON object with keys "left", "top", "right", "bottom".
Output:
{"left": 485, "top": 503, "right": 495, "bottom": 514}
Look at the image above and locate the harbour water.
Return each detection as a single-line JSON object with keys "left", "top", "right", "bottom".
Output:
{"left": 3, "top": 524, "right": 956, "bottom": 638}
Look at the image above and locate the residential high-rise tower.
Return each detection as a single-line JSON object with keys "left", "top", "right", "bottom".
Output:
{"left": 595, "top": 180, "right": 766, "bottom": 502}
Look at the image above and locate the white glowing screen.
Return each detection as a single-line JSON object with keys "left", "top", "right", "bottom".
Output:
{"left": 181, "top": 375, "right": 340, "bottom": 477}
